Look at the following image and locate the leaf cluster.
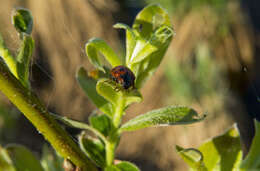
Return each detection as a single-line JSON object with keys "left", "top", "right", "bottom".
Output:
{"left": 0, "top": 4, "right": 206, "bottom": 171}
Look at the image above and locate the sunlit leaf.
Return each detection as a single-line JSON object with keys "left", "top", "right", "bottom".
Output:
{"left": 199, "top": 126, "right": 242, "bottom": 170}
{"left": 12, "top": 8, "right": 33, "bottom": 35}
{"left": 77, "top": 67, "right": 113, "bottom": 116}
{"left": 176, "top": 145, "right": 207, "bottom": 171}
{"left": 5, "top": 144, "right": 44, "bottom": 171}
{"left": 133, "top": 4, "right": 171, "bottom": 38}
{"left": 128, "top": 39, "right": 157, "bottom": 65}
{"left": 116, "top": 161, "right": 140, "bottom": 171}
{"left": 113, "top": 23, "right": 136, "bottom": 65}
{"left": 96, "top": 79, "right": 142, "bottom": 115}
{"left": 0, "top": 34, "right": 17, "bottom": 78}
{"left": 120, "top": 106, "right": 205, "bottom": 132}
{"left": 79, "top": 135, "right": 106, "bottom": 168}
{"left": 240, "top": 120, "right": 260, "bottom": 170}
{"left": 96, "top": 78, "right": 121, "bottom": 106}
{"left": 85, "top": 38, "right": 122, "bottom": 72}
{"left": 125, "top": 4, "right": 174, "bottom": 89}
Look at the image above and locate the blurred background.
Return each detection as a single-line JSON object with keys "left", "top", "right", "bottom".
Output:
{"left": 0, "top": 0, "right": 259, "bottom": 170}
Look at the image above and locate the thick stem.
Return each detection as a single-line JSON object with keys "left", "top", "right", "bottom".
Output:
{"left": 0, "top": 60, "right": 97, "bottom": 171}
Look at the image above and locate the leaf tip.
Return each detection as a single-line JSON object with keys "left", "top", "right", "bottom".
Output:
{"left": 12, "top": 7, "right": 33, "bottom": 35}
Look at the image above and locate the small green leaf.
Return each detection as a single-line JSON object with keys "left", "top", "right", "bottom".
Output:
{"left": 16, "top": 34, "right": 34, "bottom": 88}
{"left": 50, "top": 112, "right": 107, "bottom": 143}
{"left": 0, "top": 146, "right": 16, "bottom": 171}
{"left": 12, "top": 8, "right": 33, "bottom": 35}
{"left": 5, "top": 144, "right": 44, "bottom": 171}
{"left": 0, "top": 34, "right": 17, "bottom": 78}
{"left": 79, "top": 135, "right": 106, "bottom": 168}
{"left": 77, "top": 67, "right": 113, "bottom": 116}
{"left": 116, "top": 161, "right": 140, "bottom": 171}
{"left": 133, "top": 4, "right": 171, "bottom": 38}
{"left": 128, "top": 39, "right": 157, "bottom": 65}
{"left": 176, "top": 145, "right": 207, "bottom": 171}
{"left": 96, "top": 78, "right": 121, "bottom": 106}
{"left": 113, "top": 23, "right": 136, "bottom": 65}
{"left": 96, "top": 79, "right": 142, "bottom": 116}
{"left": 89, "top": 114, "right": 113, "bottom": 137}
{"left": 85, "top": 38, "right": 122, "bottom": 72}
{"left": 119, "top": 106, "right": 205, "bottom": 132}
{"left": 240, "top": 120, "right": 260, "bottom": 170}
{"left": 199, "top": 126, "right": 242, "bottom": 171}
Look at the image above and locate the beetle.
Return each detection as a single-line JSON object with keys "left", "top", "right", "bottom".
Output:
{"left": 110, "top": 65, "right": 135, "bottom": 90}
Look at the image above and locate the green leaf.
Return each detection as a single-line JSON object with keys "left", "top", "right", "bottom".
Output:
{"left": 133, "top": 4, "right": 171, "bottom": 39}
{"left": 40, "top": 144, "right": 64, "bottom": 171}
{"left": 119, "top": 106, "right": 205, "bottom": 132}
{"left": 76, "top": 67, "right": 113, "bottom": 116}
{"left": 113, "top": 23, "right": 137, "bottom": 65}
{"left": 105, "top": 165, "right": 120, "bottom": 171}
{"left": 0, "top": 34, "right": 17, "bottom": 78}
{"left": 79, "top": 135, "right": 106, "bottom": 168}
{"left": 89, "top": 113, "right": 113, "bottom": 137}
{"left": 5, "top": 144, "right": 44, "bottom": 171}
{"left": 116, "top": 161, "right": 140, "bottom": 171}
{"left": 96, "top": 79, "right": 142, "bottom": 116}
{"left": 128, "top": 39, "right": 158, "bottom": 65}
{"left": 125, "top": 4, "right": 174, "bottom": 89}
{"left": 199, "top": 126, "right": 242, "bottom": 171}
{"left": 16, "top": 34, "right": 34, "bottom": 88}
{"left": 0, "top": 146, "right": 16, "bottom": 171}
{"left": 50, "top": 112, "right": 107, "bottom": 143}
{"left": 85, "top": 38, "right": 122, "bottom": 72}
{"left": 96, "top": 78, "right": 121, "bottom": 106}
{"left": 12, "top": 8, "right": 33, "bottom": 35}
{"left": 176, "top": 145, "right": 207, "bottom": 171}
{"left": 240, "top": 120, "right": 260, "bottom": 170}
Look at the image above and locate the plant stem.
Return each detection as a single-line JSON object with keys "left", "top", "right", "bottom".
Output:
{"left": 105, "top": 95, "right": 126, "bottom": 166}
{"left": 0, "top": 60, "right": 97, "bottom": 171}
{"left": 105, "top": 141, "right": 116, "bottom": 166}
{"left": 113, "top": 95, "right": 125, "bottom": 127}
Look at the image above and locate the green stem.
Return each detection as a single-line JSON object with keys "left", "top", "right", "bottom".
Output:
{"left": 105, "top": 141, "right": 116, "bottom": 166}
{"left": 113, "top": 95, "right": 125, "bottom": 127}
{"left": 0, "top": 60, "right": 97, "bottom": 171}
{"left": 105, "top": 95, "right": 126, "bottom": 166}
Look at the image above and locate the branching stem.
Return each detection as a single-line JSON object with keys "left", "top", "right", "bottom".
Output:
{"left": 0, "top": 60, "right": 97, "bottom": 171}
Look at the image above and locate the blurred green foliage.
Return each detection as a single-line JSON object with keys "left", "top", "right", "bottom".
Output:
{"left": 0, "top": 104, "right": 18, "bottom": 144}
{"left": 165, "top": 44, "right": 226, "bottom": 105}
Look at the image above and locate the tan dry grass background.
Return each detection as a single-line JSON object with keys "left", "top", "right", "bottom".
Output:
{"left": 0, "top": 1, "right": 256, "bottom": 170}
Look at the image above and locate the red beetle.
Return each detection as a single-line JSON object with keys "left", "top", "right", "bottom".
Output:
{"left": 110, "top": 65, "right": 135, "bottom": 90}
